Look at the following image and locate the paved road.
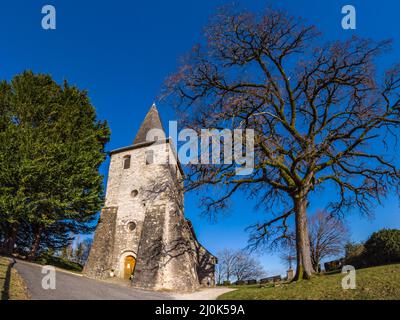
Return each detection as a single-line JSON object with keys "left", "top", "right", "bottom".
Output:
{"left": 14, "top": 259, "right": 172, "bottom": 300}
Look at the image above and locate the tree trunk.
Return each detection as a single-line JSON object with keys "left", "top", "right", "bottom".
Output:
{"left": 1, "top": 224, "right": 18, "bottom": 255}
{"left": 226, "top": 270, "right": 230, "bottom": 282}
{"left": 311, "top": 254, "right": 321, "bottom": 273}
{"left": 27, "top": 226, "right": 42, "bottom": 261}
{"left": 293, "top": 195, "right": 315, "bottom": 280}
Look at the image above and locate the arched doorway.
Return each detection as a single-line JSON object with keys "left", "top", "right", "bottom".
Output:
{"left": 124, "top": 256, "right": 136, "bottom": 280}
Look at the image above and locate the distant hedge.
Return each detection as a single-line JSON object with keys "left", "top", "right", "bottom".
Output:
{"left": 37, "top": 253, "right": 83, "bottom": 272}
{"left": 344, "top": 242, "right": 366, "bottom": 268}
{"left": 344, "top": 229, "right": 400, "bottom": 268}
{"left": 363, "top": 229, "right": 400, "bottom": 266}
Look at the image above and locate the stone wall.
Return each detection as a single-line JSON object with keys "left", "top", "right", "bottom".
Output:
{"left": 131, "top": 205, "right": 165, "bottom": 289}
{"left": 160, "top": 207, "right": 200, "bottom": 291}
{"left": 106, "top": 142, "right": 171, "bottom": 278}
{"left": 84, "top": 139, "right": 217, "bottom": 291}
{"left": 83, "top": 206, "right": 117, "bottom": 279}
{"left": 196, "top": 245, "right": 217, "bottom": 286}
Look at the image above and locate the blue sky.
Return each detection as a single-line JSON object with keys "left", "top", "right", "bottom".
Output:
{"left": 1, "top": 0, "right": 399, "bottom": 276}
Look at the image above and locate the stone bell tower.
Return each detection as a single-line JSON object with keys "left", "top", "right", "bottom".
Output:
{"left": 83, "top": 104, "right": 216, "bottom": 292}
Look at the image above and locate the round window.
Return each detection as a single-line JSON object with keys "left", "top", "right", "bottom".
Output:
{"left": 127, "top": 222, "right": 136, "bottom": 231}
{"left": 131, "top": 189, "right": 138, "bottom": 198}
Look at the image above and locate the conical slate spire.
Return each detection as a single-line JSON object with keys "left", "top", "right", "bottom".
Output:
{"left": 133, "top": 103, "right": 165, "bottom": 145}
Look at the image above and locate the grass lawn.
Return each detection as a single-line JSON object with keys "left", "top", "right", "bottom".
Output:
{"left": 218, "top": 264, "right": 400, "bottom": 300}
{"left": 0, "top": 257, "right": 29, "bottom": 300}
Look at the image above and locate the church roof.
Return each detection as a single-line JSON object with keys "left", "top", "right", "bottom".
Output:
{"left": 133, "top": 103, "right": 165, "bottom": 145}
{"left": 108, "top": 103, "right": 184, "bottom": 176}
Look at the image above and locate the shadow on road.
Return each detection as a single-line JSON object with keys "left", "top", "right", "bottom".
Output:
{"left": 1, "top": 258, "right": 16, "bottom": 300}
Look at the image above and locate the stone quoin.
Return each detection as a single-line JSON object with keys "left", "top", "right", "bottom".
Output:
{"left": 83, "top": 103, "right": 217, "bottom": 291}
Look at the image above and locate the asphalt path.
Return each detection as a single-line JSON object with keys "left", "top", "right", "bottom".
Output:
{"left": 14, "top": 259, "right": 172, "bottom": 300}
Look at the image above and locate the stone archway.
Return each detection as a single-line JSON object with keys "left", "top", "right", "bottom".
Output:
{"left": 124, "top": 256, "right": 136, "bottom": 279}
{"left": 118, "top": 251, "right": 137, "bottom": 279}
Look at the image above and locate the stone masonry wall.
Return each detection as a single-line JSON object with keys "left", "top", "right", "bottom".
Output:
{"left": 106, "top": 142, "right": 170, "bottom": 278}
{"left": 196, "top": 245, "right": 217, "bottom": 286}
{"left": 83, "top": 206, "right": 117, "bottom": 279}
{"left": 84, "top": 139, "right": 216, "bottom": 291}
{"left": 131, "top": 205, "right": 165, "bottom": 289}
{"left": 159, "top": 206, "right": 200, "bottom": 291}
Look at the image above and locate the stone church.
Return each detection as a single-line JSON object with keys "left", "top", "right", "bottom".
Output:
{"left": 83, "top": 104, "right": 217, "bottom": 291}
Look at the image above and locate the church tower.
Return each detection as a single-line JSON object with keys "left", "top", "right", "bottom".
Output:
{"left": 83, "top": 104, "right": 216, "bottom": 292}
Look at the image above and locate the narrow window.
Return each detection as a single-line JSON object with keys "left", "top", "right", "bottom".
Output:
{"left": 145, "top": 150, "right": 154, "bottom": 165}
{"left": 131, "top": 189, "right": 138, "bottom": 198}
{"left": 123, "top": 155, "right": 131, "bottom": 169}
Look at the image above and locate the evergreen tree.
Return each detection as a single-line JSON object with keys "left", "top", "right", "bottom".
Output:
{"left": 0, "top": 71, "right": 110, "bottom": 259}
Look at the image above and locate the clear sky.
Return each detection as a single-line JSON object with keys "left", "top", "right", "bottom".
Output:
{"left": 1, "top": 0, "right": 399, "bottom": 276}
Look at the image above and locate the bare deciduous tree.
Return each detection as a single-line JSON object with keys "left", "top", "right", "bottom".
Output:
{"left": 165, "top": 5, "right": 400, "bottom": 279}
{"left": 215, "top": 261, "right": 225, "bottom": 285}
{"left": 75, "top": 238, "right": 93, "bottom": 265}
{"left": 217, "top": 248, "right": 266, "bottom": 282}
{"left": 232, "top": 251, "right": 266, "bottom": 281}
{"left": 217, "top": 248, "right": 238, "bottom": 282}
{"left": 282, "top": 210, "right": 349, "bottom": 272}
{"left": 279, "top": 237, "right": 296, "bottom": 270}
{"left": 309, "top": 210, "right": 349, "bottom": 271}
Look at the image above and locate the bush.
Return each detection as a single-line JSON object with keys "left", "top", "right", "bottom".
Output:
{"left": 363, "top": 229, "right": 400, "bottom": 266}
{"left": 37, "top": 253, "right": 83, "bottom": 272}
{"left": 344, "top": 242, "right": 366, "bottom": 268}
{"left": 345, "top": 242, "right": 365, "bottom": 259}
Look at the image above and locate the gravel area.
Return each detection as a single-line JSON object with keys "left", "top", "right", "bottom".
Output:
{"left": 170, "top": 288, "right": 236, "bottom": 300}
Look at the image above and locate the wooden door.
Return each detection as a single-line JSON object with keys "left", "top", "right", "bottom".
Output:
{"left": 124, "top": 256, "right": 136, "bottom": 279}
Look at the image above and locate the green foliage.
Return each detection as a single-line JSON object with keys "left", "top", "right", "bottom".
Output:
{"left": 345, "top": 242, "right": 365, "bottom": 259}
{"left": 0, "top": 71, "right": 110, "bottom": 257}
{"left": 343, "top": 230, "right": 400, "bottom": 268}
{"left": 344, "top": 242, "right": 366, "bottom": 268}
{"left": 37, "top": 253, "right": 83, "bottom": 272}
{"left": 363, "top": 229, "right": 400, "bottom": 266}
